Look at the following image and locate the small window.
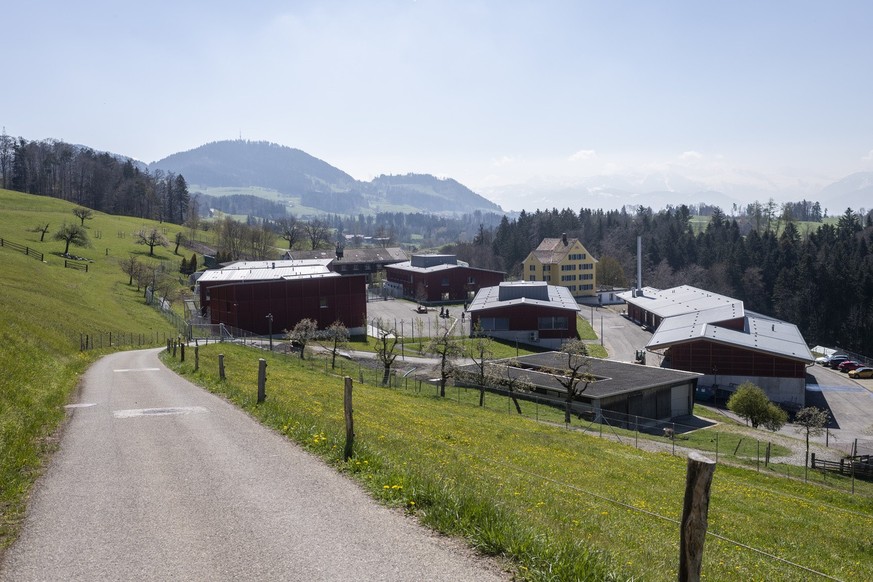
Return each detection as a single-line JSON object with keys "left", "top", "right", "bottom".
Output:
{"left": 441, "top": 277, "right": 449, "bottom": 286}
{"left": 320, "top": 297, "right": 328, "bottom": 308}
{"left": 529, "top": 264, "right": 535, "bottom": 271}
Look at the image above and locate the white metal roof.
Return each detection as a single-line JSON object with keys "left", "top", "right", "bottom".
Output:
{"left": 198, "top": 259, "right": 337, "bottom": 283}
{"left": 468, "top": 282, "right": 581, "bottom": 313}
{"left": 617, "top": 285, "right": 744, "bottom": 320}
{"left": 647, "top": 310, "right": 815, "bottom": 363}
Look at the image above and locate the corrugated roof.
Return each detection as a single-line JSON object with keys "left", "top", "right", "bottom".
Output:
{"left": 467, "top": 282, "right": 581, "bottom": 313}
{"left": 617, "top": 285, "right": 744, "bottom": 319}
{"left": 197, "top": 259, "right": 337, "bottom": 283}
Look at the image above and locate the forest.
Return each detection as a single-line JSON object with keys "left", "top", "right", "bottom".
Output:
{"left": 0, "top": 133, "right": 191, "bottom": 224}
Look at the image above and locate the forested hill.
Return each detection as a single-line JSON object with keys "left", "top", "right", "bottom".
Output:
{"left": 149, "top": 139, "right": 502, "bottom": 215}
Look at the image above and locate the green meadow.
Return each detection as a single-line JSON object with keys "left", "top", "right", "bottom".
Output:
{"left": 0, "top": 189, "right": 180, "bottom": 550}
{"left": 164, "top": 344, "right": 872, "bottom": 581}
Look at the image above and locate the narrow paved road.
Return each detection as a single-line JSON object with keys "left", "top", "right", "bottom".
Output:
{"left": 1, "top": 349, "right": 506, "bottom": 581}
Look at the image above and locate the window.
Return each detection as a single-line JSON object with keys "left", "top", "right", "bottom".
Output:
{"left": 529, "top": 275, "right": 536, "bottom": 281}
{"left": 538, "top": 316, "right": 568, "bottom": 330}
{"left": 545, "top": 276, "right": 551, "bottom": 282}
{"left": 441, "top": 292, "right": 450, "bottom": 301}
{"left": 543, "top": 265, "right": 550, "bottom": 272}
{"left": 581, "top": 263, "right": 593, "bottom": 270}
{"left": 441, "top": 277, "right": 449, "bottom": 286}
{"left": 581, "top": 273, "right": 593, "bottom": 280}
{"left": 320, "top": 297, "right": 328, "bottom": 309}
{"left": 529, "top": 264, "right": 535, "bottom": 271}
{"left": 467, "top": 276, "right": 476, "bottom": 284}
{"left": 480, "top": 317, "right": 509, "bottom": 331}
{"left": 581, "top": 284, "right": 593, "bottom": 290}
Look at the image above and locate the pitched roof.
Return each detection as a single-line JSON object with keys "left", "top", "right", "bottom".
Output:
{"left": 616, "top": 285, "right": 743, "bottom": 320}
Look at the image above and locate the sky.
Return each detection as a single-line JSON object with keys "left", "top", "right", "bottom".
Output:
{"left": 4, "top": 1, "right": 873, "bottom": 209}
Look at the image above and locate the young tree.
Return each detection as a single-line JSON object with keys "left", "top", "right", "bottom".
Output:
{"left": 173, "top": 231, "right": 185, "bottom": 255}
{"left": 29, "top": 223, "right": 50, "bottom": 242}
{"left": 794, "top": 406, "right": 830, "bottom": 468}
{"left": 120, "top": 255, "right": 141, "bottom": 285}
{"left": 72, "top": 207, "right": 94, "bottom": 226}
{"left": 322, "top": 320, "right": 350, "bottom": 369}
{"left": 487, "top": 359, "right": 533, "bottom": 414}
{"left": 374, "top": 319, "right": 400, "bottom": 385}
{"left": 727, "top": 382, "right": 788, "bottom": 431}
{"left": 276, "top": 216, "right": 301, "bottom": 249}
{"left": 136, "top": 227, "right": 169, "bottom": 256}
{"left": 189, "top": 253, "right": 198, "bottom": 273}
{"left": 287, "top": 318, "right": 318, "bottom": 360}
{"left": 424, "top": 318, "right": 464, "bottom": 397}
{"left": 467, "top": 327, "right": 494, "bottom": 406}
{"left": 550, "top": 339, "right": 595, "bottom": 424}
{"left": 53, "top": 223, "right": 91, "bottom": 255}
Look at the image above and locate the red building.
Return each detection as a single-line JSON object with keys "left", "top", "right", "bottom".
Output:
{"left": 467, "top": 282, "right": 580, "bottom": 349}
{"left": 197, "top": 260, "right": 367, "bottom": 335}
{"left": 384, "top": 254, "right": 504, "bottom": 304}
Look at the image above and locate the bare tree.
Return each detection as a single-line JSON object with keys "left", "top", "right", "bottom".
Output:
{"left": 487, "top": 359, "right": 533, "bottom": 414}
{"left": 303, "top": 219, "right": 331, "bottom": 250}
{"left": 72, "top": 207, "right": 94, "bottom": 226}
{"left": 287, "top": 318, "right": 318, "bottom": 360}
{"left": 321, "top": 320, "right": 350, "bottom": 369}
{"left": 173, "top": 231, "right": 185, "bottom": 255}
{"left": 374, "top": 319, "right": 400, "bottom": 385}
{"left": 424, "top": 318, "right": 464, "bottom": 397}
{"left": 136, "top": 227, "right": 169, "bottom": 256}
{"left": 119, "top": 254, "right": 141, "bottom": 285}
{"left": 248, "top": 223, "right": 277, "bottom": 260}
{"left": 276, "top": 216, "right": 301, "bottom": 250}
{"left": 29, "top": 223, "right": 51, "bottom": 242}
{"left": 550, "top": 339, "right": 595, "bottom": 424}
{"left": 53, "top": 223, "right": 91, "bottom": 255}
{"left": 794, "top": 406, "right": 830, "bottom": 468}
{"left": 467, "top": 326, "right": 494, "bottom": 406}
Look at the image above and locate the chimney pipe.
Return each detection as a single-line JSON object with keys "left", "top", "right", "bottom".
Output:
{"left": 636, "top": 236, "right": 642, "bottom": 292}
{"left": 561, "top": 232, "right": 568, "bottom": 246}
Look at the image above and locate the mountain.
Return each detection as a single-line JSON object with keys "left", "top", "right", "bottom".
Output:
{"left": 150, "top": 140, "right": 502, "bottom": 216}
{"left": 817, "top": 172, "right": 873, "bottom": 214}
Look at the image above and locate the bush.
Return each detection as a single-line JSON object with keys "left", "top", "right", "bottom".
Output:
{"left": 727, "top": 382, "right": 787, "bottom": 431}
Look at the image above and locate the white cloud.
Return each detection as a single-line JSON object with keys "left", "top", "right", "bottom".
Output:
{"left": 862, "top": 149, "right": 873, "bottom": 162}
{"left": 568, "top": 149, "right": 596, "bottom": 162}
{"left": 678, "top": 150, "right": 703, "bottom": 161}
{"left": 492, "top": 155, "right": 517, "bottom": 167}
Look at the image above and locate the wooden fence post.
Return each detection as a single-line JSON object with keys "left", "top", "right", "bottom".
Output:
{"left": 194, "top": 346, "right": 199, "bottom": 371}
{"left": 679, "top": 452, "right": 716, "bottom": 582}
{"left": 344, "top": 376, "right": 354, "bottom": 461}
{"left": 219, "top": 354, "right": 225, "bottom": 380}
{"left": 257, "top": 359, "right": 267, "bottom": 403}
{"left": 180, "top": 343, "right": 185, "bottom": 362}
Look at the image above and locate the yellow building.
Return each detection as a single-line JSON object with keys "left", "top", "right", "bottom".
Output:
{"left": 522, "top": 234, "right": 597, "bottom": 300}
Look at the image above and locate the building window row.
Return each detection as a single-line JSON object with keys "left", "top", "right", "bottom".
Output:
{"left": 568, "top": 253, "right": 587, "bottom": 260}
{"left": 581, "top": 263, "right": 593, "bottom": 270}
{"left": 561, "top": 264, "right": 577, "bottom": 271}
{"left": 561, "top": 274, "right": 577, "bottom": 282}
{"left": 581, "top": 273, "right": 593, "bottom": 281}
{"left": 480, "top": 317, "right": 510, "bottom": 331}
{"left": 538, "top": 316, "right": 568, "bottom": 330}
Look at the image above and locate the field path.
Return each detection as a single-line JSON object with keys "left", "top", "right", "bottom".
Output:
{"left": 0, "top": 349, "right": 506, "bottom": 582}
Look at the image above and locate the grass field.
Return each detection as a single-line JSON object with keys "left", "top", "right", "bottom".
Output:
{"left": 163, "top": 343, "right": 873, "bottom": 581}
{"left": 0, "top": 189, "right": 180, "bottom": 551}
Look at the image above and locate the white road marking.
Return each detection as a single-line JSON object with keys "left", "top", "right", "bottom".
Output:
{"left": 113, "top": 368, "right": 161, "bottom": 372}
{"left": 113, "top": 406, "right": 208, "bottom": 419}
{"left": 64, "top": 403, "right": 97, "bottom": 409}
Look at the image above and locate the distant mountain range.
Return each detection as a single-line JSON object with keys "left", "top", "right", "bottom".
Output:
{"left": 149, "top": 140, "right": 502, "bottom": 216}
{"left": 147, "top": 139, "right": 872, "bottom": 217}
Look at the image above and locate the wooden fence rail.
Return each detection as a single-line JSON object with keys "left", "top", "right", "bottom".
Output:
{"left": 811, "top": 453, "right": 873, "bottom": 480}
{"left": 0, "top": 237, "right": 44, "bottom": 261}
{"left": 64, "top": 259, "right": 89, "bottom": 272}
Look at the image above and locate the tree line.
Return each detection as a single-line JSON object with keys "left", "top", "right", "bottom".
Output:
{"left": 0, "top": 131, "right": 191, "bottom": 224}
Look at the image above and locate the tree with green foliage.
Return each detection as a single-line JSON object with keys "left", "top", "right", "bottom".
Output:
{"left": 727, "top": 382, "right": 787, "bottom": 431}
{"left": 425, "top": 318, "right": 464, "bottom": 397}
{"left": 794, "top": 406, "right": 830, "bottom": 468}
{"left": 286, "top": 319, "right": 318, "bottom": 360}
{"left": 53, "top": 222, "right": 91, "bottom": 255}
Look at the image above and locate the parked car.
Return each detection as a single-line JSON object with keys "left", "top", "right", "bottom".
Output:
{"left": 816, "top": 356, "right": 831, "bottom": 365}
{"left": 828, "top": 355, "right": 850, "bottom": 369}
{"left": 838, "top": 360, "right": 862, "bottom": 372}
{"left": 848, "top": 367, "right": 873, "bottom": 379}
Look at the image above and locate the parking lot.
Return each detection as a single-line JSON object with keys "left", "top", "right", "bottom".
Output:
{"left": 365, "top": 297, "right": 470, "bottom": 338}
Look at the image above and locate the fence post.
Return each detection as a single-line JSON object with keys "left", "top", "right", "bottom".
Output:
{"left": 344, "top": 376, "right": 354, "bottom": 461}
{"left": 194, "top": 346, "right": 199, "bottom": 371}
{"left": 219, "top": 354, "right": 226, "bottom": 380}
{"left": 180, "top": 343, "right": 185, "bottom": 363}
{"left": 257, "top": 359, "right": 267, "bottom": 403}
{"left": 679, "top": 452, "right": 717, "bottom": 582}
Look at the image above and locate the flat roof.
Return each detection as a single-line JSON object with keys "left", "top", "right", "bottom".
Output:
{"left": 457, "top": 353, "right": 699, "bottom": 400}
{"left": 617, "top": 285, "right": 744, "bottom": 320}
{"left": 467, "top": 282, "right": 581, "bottom": 313}
{"left": 198, "top": 259, "right": 337, "bottom": 283}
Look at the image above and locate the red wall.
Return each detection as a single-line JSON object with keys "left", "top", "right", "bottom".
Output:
{"left": 386, "top": 266, "right": 504, "bottom": 303}
{"left": 667, "top": 340, "right": 806, "bottom": 378}
{"left": 470, "top": 303, "right": 579, "bottom": 340}
{"left": 204, "top": 276, "right": 367, "bottom": 334}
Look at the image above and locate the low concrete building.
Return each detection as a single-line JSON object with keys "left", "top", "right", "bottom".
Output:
{"left": 467, "top": 281, "right": 580, "bottom": 349}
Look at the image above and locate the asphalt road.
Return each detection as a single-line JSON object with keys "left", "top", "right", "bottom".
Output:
{"left": 0, "top": 349, "right": 506, "bottom": 582}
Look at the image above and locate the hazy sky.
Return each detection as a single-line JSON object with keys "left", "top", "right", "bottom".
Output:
{"left": 4, "top": 1, "right": 873, "bottom": 199}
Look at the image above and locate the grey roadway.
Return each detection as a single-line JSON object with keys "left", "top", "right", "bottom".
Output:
{"left": 0, "top": 349, "right": 507, "bottom": 582}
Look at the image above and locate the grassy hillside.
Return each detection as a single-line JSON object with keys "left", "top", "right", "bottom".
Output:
{"left": 0, "top": 189, "right": 180, "bottom": 551}
{"left": 164, "top": 344, "right": 873, "bottom": 581}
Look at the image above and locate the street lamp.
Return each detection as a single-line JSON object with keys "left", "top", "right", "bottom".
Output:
{"left": 266, "top": 313, "right": 273, "bottom": 351}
